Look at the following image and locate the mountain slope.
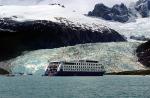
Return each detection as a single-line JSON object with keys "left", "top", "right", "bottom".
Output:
{"left": 0, "top": 0, "right": 138, "bottom": 6}
{"left": 0, "top": 0, "right": 148, "bottom": 75}
{"left": 0, "top": 18, "right": 125, "bottom": 61}
{"left": 88, "top": 0, "right": 150, "bottom": 23}
{"left": 0, "top": 0, "right": 149, "bottom": 41}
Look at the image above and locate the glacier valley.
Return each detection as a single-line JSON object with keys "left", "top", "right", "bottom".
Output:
{"left": 0, "top": 0, "right": 150, "bottom": 75}
{"left": 6, "top": 42, "right": 145, "bottom": 75}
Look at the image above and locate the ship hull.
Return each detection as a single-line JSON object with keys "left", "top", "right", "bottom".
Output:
{"left": 45, "top": 71, "right": 105, "bottom": 76}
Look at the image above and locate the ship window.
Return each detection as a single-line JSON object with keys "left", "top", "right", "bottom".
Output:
{"left": 65, "top": 62, "right": 75, "bottom": 65}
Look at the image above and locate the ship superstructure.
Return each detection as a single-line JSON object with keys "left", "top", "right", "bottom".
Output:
{"left": 44, "top": 60, "right": 105, "bottom": 76}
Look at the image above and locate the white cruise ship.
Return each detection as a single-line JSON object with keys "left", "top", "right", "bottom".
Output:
{"left": 44, "top": 60, "right": 105, "bottom": 76}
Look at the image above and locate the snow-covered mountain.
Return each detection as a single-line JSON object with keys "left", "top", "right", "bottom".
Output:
{"left": 88, "top": 0, "right": 150, "bottom": 23}
{"left": 0, "top": 0, "right": 149, "bottom": 75}
{"left": 0, "top": 18, "right": 125, "bottom": 62}
{"left": 0, "top": 0, "right": 149, "bottom": 41}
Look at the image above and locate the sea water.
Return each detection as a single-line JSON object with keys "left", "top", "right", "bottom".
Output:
{"left": 0, "top": 75, "right": 150, "bottom": 98}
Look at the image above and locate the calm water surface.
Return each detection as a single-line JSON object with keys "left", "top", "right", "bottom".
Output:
{"left": 0, "top": 75, "right": 150, "bottom": 98}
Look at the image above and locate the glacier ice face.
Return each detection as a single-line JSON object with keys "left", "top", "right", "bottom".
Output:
{"left": 9, "top": 42, "right": 145, "bottom": 75}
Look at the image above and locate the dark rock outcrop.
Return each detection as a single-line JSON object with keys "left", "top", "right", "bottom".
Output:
{"left": 135, "top": 0, "right": 150, "bottom": 17}
{"left": 88, "top": 4, "right": 112, "bottom": 20}
{"left": 111, "top": 4, "right": 129, "bottom": 22}
{"left": 0, "top": 68, "right": 9, "bottom": 75}
{"left": 136, "top": 41, "right": 150, "bottom": 67}
{"left": 0, "top": 18, "right": 126, "bottom": 61}
{"left": 88, "top": 3, "right": 130, "bottom": 22}
{"left": 88, "top": 0, "right": 150, "bottom": 22}
{"left": 130, "top": 35, "right": 150, "bottom": 41}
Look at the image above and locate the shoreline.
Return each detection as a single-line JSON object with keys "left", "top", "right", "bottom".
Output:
{"left": 106, "top": 70, "right": 150, "bottom": 75}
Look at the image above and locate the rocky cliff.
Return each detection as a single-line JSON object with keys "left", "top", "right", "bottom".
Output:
{"left": 136, "top": 41, "right": 150, "bottom": 67}
{"left": 0, "top": 18, "right": 126, "bottom": 61}
{"left": 0, "top": 68, "right": 9, "bottom": 75}
{"left": 88, "top": 3, "right": 130, "bottom": 23}
{"left": 88, "top": 0, "right": 150, "bottom": 22}
{"left": 135, "top": 0, "right": 150, "bottom": 17}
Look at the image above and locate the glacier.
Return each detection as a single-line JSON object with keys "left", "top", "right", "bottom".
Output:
{"left": 9, "top": 42, "right": 145, "bottom": 75}
{"left": 0, "top": 0, "right": 149, "bottom": 75}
